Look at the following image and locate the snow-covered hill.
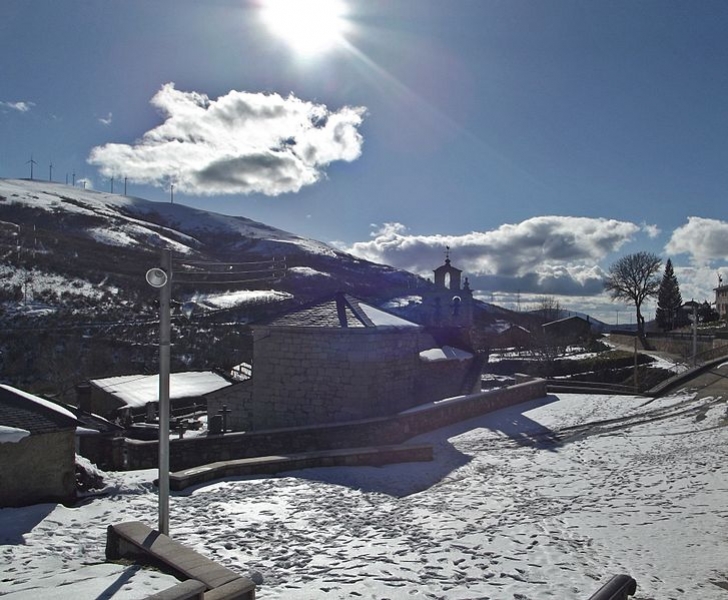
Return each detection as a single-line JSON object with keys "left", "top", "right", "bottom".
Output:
{"left": 0, "top": 178, "right": 422, "bottom": 391}
{"left": 0, "top": 178, "right": 418, "bottom": 303}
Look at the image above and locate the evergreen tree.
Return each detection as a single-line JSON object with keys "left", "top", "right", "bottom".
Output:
{"left": 655, "top": 259, "right": 683, "bottom": 331}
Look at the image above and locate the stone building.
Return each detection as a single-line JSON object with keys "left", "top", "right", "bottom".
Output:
{"left": 0, "top": 384, "right": 78, "bottom": 507}
{"left": 714, "top": 282, "right": 728, "bottom": 319}
{"left": 207, "top": 292, "right": 479, "bottom": 432}
{"left": 542, "top": 315, "right": 593, "bottom": 346}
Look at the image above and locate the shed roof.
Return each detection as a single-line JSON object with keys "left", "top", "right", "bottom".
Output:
{"left": 262, "top": 292, "right": 420, "bottom": 329}
{"left": 89, "top": 372, "right": 232, "bottom": 409}
{"left": 543, "top": 315, "right": 590, "bottom": 328}
{"left": 0, "top": 385, "right": 78, "bottom": 435}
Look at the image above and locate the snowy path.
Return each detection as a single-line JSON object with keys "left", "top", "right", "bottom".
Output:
{"left": 2, "top": 392, "right": 727, "bottom": 599}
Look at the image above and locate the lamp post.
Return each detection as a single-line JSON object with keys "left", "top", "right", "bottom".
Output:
{"left": 146, "top": 249, "right": 172, "bottom": 535}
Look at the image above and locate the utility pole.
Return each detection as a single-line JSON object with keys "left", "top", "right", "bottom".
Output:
{"left": 49, "top": 162, "right": 53, "bottom": 182}
{"left": 124, "top": 176, "right": 127, "bottom": 195}
{"left": 170, "top": 183, "right": 174, "bottom": 204}
{"left": 692, "top": 303, "right": 698, "bottom": 367}
{"left": 72, "top": 172, "right": 76, "bottom": 186}
{"left": 110, "top": 176, "right": 114, "bottom": 193}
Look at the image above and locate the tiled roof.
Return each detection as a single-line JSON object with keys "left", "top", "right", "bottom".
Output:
{"left": 0, "top": 386, "right": 78, "bottom": 435}
{"left": 262, "top": 292, "right": 420, "bottom": 329}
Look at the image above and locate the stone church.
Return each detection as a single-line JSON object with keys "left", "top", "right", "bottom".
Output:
{"left": 207, "top": 291, "right": 481, "bottom": 432}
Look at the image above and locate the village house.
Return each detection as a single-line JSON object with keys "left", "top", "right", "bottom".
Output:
{"left": 714, "top": 282, "right": 728, "bottom": 319}
{"left": 542, "top": 315, "right": 593, "bottom": 347}
{"left": 79, "top": 371, "right": 232, "bottom": 422}
{"left": 0, "top": 384, "right": 78, "bottom": 507}
{"left": 494, "top": 324, "right": 532, "bottom": 350}
{"left": 207, "top": 292, "right": 480, "bottom": 432}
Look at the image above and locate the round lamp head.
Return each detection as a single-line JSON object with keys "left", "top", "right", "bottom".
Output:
{"left": 146, "top": 267, "right": 169, "bottom": 288}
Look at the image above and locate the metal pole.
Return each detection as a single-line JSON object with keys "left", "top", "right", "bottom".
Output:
{"left": 633, "top": 336, "right": 638, "bottom": 392}
{"left": 692, "top": 304, "right": 697, "bottom": 367}
{"left": 158, "top": 248, "right": 172, "bottom": 535}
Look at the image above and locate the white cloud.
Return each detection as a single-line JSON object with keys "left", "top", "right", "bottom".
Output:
{"left": 641, "top": 222, "right": 661, "bottom": 238}
{"left": 344, "top": 216, "right": 644, "bottom": 298}
{"left": 665, "top": 216, "right": 728, "bottom": 266}
{"left": 0, "top": 100, "right": 34, "bottom": 113}
{"left": 99, "top": 112, "right": 113, "bottom": 126}
{"left": 88, "top": 83, "right": 366, "bottom": 196}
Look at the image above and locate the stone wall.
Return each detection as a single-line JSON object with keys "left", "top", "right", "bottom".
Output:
{"left": 416, "top": 357, "right": 474, "bottom": 403}
{"left": 122, "top": 379, "right": 547, "bottom": 471}
{"left": 0, "top": 430, "right": 76, "bottom": 507}
{"left": 247, "top": 326, "right": 424, "bottom": 429}
{"left": 207, "top": 379, "right": 253, "bottom": 432}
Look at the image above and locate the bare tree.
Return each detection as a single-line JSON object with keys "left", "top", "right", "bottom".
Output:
{"left": 537, "top": 295, "right": 562, "bottom": 323}
{"left": 604, "top": 251, "right": 662, "bottom": 340}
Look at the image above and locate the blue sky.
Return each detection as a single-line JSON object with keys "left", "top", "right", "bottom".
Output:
{"left": 2, "top": 0, "right": 728, "bottom": 323}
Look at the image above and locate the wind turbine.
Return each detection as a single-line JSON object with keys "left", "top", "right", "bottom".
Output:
{"left": 26, "top": 154, "right": 37, "bottom": 180}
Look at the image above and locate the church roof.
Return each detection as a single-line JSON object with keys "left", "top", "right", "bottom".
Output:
{"left": 261, "top": 292, "right": 420, "bottom": 329}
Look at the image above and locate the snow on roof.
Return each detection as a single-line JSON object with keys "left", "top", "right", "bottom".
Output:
{"left": 0, "top": 425, "right": 30, "bottom": 444}
{"left": 264, "top": 293, "right": 420, "bottom": 329}
{"left": 89, "top": 372, "right": 231, "bottom": 409}
{"left": 357, "top": 303, "right": 419, "bottom": 328}
{"left": 0, "top": 384, "right": 77, "bottom": 421}
{"left": 419, "top": 346, "right": 473, "bottom": 363}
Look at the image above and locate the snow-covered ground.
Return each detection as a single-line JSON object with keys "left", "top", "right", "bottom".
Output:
{"left": 2, "top": 391, "right": 727, "bottom": 599}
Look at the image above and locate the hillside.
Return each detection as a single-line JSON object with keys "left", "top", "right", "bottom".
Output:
{"left": 0, "top": 179, "right": 426, "bottom": 395}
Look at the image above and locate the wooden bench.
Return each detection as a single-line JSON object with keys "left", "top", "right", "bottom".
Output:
{"left": 587, "top": 574, "right": 637, "bottom": 600}
{"left": 106, "top": 521, "right": 255, "bottom": 599}
{"left": 169, "top": 443, "right": 433, "bottom": 491}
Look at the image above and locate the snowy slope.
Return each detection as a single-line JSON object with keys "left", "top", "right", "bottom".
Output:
{"left": 1, "top": 390, "right": 726, "bottom": 599}
{"left": 0, "top": 178, "right": 421, "bottom": 310}
{"left": 0, "top": 178, "right": 429, "bottom": 390}
{"left": 0, "top": 178, "right": 338, "bottom": 257}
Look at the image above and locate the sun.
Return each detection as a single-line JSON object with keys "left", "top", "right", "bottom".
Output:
{"left": 260, "top": 0, "right": 349, "bottom": 55}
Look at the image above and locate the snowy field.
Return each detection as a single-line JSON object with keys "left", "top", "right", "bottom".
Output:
{"left": 2, "top": 391, "right": 727, "bottom": 599}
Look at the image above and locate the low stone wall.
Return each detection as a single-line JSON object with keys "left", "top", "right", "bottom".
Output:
{"left": 120, "top": 379, "right": 547, "bottom": 471}
{"left": 169, "top": 444, "right": 434, "bottom": 491}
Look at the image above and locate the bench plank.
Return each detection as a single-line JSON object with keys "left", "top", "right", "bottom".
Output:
{"left": 107, "top": 521, "right": 253, "bottom": 594}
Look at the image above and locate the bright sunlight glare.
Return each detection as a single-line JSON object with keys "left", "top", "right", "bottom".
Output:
{"left": 260, "top": 0, "right": 349, "bottom": 55}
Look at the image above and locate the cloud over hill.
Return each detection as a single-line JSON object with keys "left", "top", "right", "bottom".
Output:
{"left": 88, "top": 83, "right": 366, "bottom": 197}
{"left": 344, "top": 217, "right": 651, "bottom": 297}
